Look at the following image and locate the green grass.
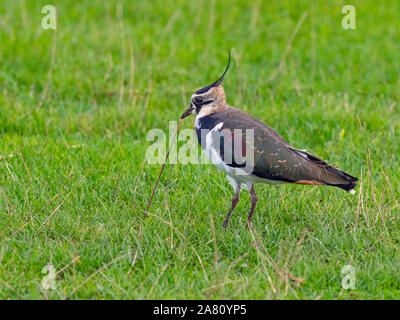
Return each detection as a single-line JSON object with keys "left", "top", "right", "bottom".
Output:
{"left": 0, "top": 0, "right": 399, "bottom": 299}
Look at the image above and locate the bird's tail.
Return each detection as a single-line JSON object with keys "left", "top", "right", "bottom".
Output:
{"left": 323, "top": 165, "right": 358, "bottom": 194}
{"left": 322, "top": 165, "right": 358, "bottom": 194}
{"left": 291, "top": 148, "right": 358, "bottom": 194}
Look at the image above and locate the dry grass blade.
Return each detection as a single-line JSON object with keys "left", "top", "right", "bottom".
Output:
{"left": 68, "top": 252, "right": 129, "bottom": 297}
{"left": 36, "top": 29, "right": 57, "bottom": 110}
{"left": 269, "top": 11, "right": 308, "bottom": 81}
{"left": 383, "top": 170, "right": 398, "bottom": 207}
{"left": 354, "top": 170, "right": 363, "bottom": 232}
{"left": 0, "top": 279, "right": 23, "bottom": 299}
{"left": 222, "top": 252, "right": 248, "bottom": 279}
{"left": 42, "top": 180, "right": 83, "bottom": 226}
{"left": 367, "top": 149, "right": 388, "bottom": 233}
{"left": 247, "top": 226, "right": 277, "bottom": 295}
{"left": 145, "top": 264, "right": 168, "bottom": 299}
{"left": 57, "top": 256, "right": 81, "bottom": 276}
{"left": 145, "top": 211, "right": 209, "bottom": 281}
{"left": 144, "top": 118, "right": 182, "bottom": 218}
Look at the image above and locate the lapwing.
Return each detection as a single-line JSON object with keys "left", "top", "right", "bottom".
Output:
{"left": 181, "top": 52, "right": 358, "bottom": 228}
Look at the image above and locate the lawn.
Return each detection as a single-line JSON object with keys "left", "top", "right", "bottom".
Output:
{"left": 0, "top": 0, "right": 399, "bottom": 299}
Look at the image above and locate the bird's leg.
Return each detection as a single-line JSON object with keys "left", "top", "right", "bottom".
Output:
{"left": 245, "top": 185, "right": 258, "bottom": 229}
{"left": 222, "top": 187, "right": 240, "bottom": 229}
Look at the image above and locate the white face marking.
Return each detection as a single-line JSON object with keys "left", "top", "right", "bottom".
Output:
{"left": 196, "top": 105, "right": 215, "bottom": 118}
{"left": 195, "top": 117, "right": 201, "bottom": 130}
{"left": 191, "top": 91, "right": 220, "bottom": 119}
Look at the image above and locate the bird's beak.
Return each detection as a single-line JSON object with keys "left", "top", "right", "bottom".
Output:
{"left": 181, "top": 103, "right": 194, "bottom": 119}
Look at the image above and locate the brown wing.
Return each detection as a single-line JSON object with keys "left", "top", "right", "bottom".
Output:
{"left": 217, "top": 107, "right": 357, "bottom": 190}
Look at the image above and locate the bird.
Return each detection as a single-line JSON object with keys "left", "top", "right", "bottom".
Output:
{"left": 180, "top": 51, "right": 358, "bottom": 229}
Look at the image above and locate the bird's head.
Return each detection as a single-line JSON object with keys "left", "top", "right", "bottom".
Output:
{"left": 181, "top": 51, "right": 231, "bottom": 119}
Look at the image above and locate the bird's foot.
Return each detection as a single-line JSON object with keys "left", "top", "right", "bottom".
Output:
{"left": 222, "top": 217, "right": 230, "bottom": 229}
{"left": 245, "top": 219, "right": 252, "bottom": 230}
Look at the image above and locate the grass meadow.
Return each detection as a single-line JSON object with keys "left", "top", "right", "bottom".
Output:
{"left": 0, "top": 0, "right": 399, "bottom": 299}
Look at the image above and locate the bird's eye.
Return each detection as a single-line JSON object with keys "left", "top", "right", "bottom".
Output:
{"left": 193, "top": 97, "right": 204, "bottom": 105}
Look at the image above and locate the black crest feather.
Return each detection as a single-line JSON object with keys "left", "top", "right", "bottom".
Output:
{"left": 195, "top": 50, "right": 231, "bottom": 94}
